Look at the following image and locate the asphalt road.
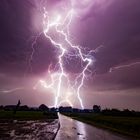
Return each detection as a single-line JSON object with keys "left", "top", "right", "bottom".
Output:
{"left": 55, "top": 114, "right": 137, "bottom": 140}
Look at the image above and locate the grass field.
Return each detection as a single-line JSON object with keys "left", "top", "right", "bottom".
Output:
{"left": 62, "top": 112, "right": 140, "bottom": 138}
{"left": 0, "top": 110, "right": 58, "bottom": 120}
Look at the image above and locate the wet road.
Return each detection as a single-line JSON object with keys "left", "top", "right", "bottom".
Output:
{"left": 55, "top": 114, "right": 137, "bottom": 140}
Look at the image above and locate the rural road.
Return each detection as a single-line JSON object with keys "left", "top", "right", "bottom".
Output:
{"left": 55, "top": 114, "right": 137, "bottom": 140}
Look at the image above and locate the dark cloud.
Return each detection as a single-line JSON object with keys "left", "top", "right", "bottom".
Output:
{"left": 91, "top": 63, "right": 140, "bottom": 91}
{"left": 75, "top": 0, "right": 140, "bottom": 73}
{"left": 1, "top": 0, "right": 140, "bottom": 75}
{"left": 0, "top": 0, "right": 56, "bottom": 76}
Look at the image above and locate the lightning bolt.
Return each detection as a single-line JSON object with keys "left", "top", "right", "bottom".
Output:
{"left": 0, "top": 87, "right": 24, "bottom": 94}
{"left": 32, "top": 2, "right": 94, "bottom": 109}
{"left": 28, "top": 33, "right": 42, "bottom": 73}
{"left": 110, "top": 61, "right": 140, "bottom": 72}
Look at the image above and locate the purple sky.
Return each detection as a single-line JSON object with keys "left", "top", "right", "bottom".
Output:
{"left": 0, "top": 0, "right": 140, "bottom": 110}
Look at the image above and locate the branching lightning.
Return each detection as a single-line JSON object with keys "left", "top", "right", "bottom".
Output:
{"left": 32, "top": 1, "right": 94, "bottom": 109}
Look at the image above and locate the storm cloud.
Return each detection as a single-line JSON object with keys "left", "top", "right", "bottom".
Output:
{"left": 0, "top": 0, "right": 140, "bottom": 109}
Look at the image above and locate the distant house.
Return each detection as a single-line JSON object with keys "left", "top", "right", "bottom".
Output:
{"left": 50, "top": 107, "right": 57, "bottom": 112}
{"left": 72, "top": 108, "right": 80, "bottom": 113}
{"left": 19, "top": 105, "right": 29, "bottom": 111}
{"left": 59, "top": 106, "right": 72, "bottom": 112}
{"left": 4, "top": 105, "right": 16, "bottom": 111}
{"left": 81, "top": 109, "right": 93, "bottom": 113}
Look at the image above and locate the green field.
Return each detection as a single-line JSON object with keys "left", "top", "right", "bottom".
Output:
{"left": 0, "top": 110, "right": 58, "bottom": 120}
{"left": 62, "top": 112, "right": 140, "bottom": 138}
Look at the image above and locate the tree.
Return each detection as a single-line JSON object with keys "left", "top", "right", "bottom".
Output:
{"left": 39, "top": 104, "right": 49, "bottom": 112}
{"left": 0, "top": 105, "right": 3, "bottom": 110}
{"left": 93, "top": 105, "right": 101, "bottom": 113}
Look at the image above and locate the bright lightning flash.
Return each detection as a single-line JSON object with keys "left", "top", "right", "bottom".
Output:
{"left": 33, "top": 3, "right": 93, "bottom": 109}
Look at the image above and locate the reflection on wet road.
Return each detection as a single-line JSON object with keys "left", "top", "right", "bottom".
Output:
{"left": 55, "top": 114, "right": 137, "bottom": 140}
